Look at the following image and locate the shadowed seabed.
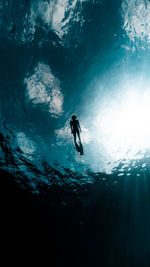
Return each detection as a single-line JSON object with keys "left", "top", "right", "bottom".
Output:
{"left": 1, "top": 0, "right": 150, "bottom": 266}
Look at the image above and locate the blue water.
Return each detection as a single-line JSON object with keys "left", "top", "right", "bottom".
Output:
{"left": 1, "top": 1, "right": 150, "bottom": 266}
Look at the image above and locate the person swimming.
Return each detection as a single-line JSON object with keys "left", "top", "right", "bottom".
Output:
{"left": 70, "top": 115, "right": 81, "bottom": 143}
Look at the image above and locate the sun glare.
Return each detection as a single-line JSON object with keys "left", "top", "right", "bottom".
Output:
{"left": 94, "top": 87, "right": 150, "bottom": 159}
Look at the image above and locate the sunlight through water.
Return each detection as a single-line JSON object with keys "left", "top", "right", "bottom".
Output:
{"left": 93, "top": 79, "right": 150, "bottom": 162}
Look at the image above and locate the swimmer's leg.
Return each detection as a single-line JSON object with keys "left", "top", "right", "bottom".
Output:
{"left": 77, "top": 130, "right": 81, "bottom": 143}
{"left": 73, "top": 132, "right": 77, "bottom": 143}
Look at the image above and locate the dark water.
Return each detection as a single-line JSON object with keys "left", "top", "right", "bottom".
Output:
{"left": 1, "top": 0, "right": 150, "bottom": 266}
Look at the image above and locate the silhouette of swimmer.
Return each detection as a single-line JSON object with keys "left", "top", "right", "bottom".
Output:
{"left": 70, "top": 115, "right": 81, "bottom": 142}
{"left": 70, "top": 115, "right": 84, "bottom": 155}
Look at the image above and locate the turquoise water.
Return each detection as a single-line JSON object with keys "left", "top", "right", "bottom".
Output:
{"left": 1, "top": 1, "right": 150, "bottom": 266}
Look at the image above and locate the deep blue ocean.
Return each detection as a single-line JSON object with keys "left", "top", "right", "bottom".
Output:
{"left": 1, "top": 0, "right": 150, "bottom": 266}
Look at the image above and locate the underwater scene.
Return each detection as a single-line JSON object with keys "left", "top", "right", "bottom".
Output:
{"left": 1, "top": 0, "right": 150, "bottom": 266}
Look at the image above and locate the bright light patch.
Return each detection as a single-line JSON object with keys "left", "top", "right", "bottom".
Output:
{"left": 30, "top": 0, "right": 85, "bottom": 44}
{"left": 24, "top": 62, "right": 63, "bottom": 116}
{"left": 122, "top": 0, "right": 150, "bottom": 45}
{"left": 94, "top": 87, "right": 150, "bottom": 159}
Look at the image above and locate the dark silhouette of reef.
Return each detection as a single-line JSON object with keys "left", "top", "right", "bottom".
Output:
{"left": 1, "top": 159, "right": 150, "bottom": 267}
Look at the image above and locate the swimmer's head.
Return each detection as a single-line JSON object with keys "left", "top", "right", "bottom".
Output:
{"left": 72, "top": 115, "right": 76, "bottom": 120}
